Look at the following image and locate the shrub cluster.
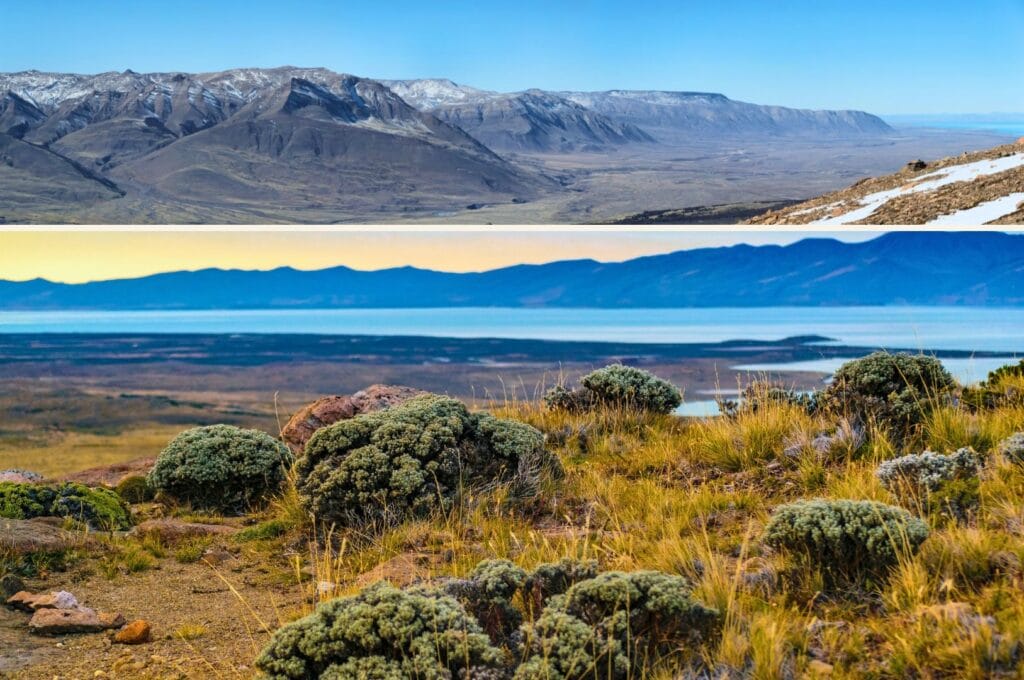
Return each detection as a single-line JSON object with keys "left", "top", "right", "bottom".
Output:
{"left": 763, "top": 499, "right": 930, "bottom": 588}
{"left": 820, "top": 352, "right": 955, "bottom": 437}
{"left": 256, "top": 581, "right": 506, "bottom": 679}
{"left": 296, "top": 395, "right": 559, "bottom": 529}
{"left": 997, "top": 432, "right": 1024, "bottom": 466}
{"left": 257, "top": 560, "right": 718, "bottom": 680}
{"left": 718, "top": 381, "right": 818, "bottom": 417}
{"left": 876, "top": 448, "right": 981, "bottom": 519}
{"left": 115, "top": 475, "right": 155, "bottom": 504}
{"left": 0, "top": 481, "right": 131, "bottom": 530}
{"left": 148, "top": 425, "right": 293, "bottom": 514}
{"left": 545, "top": 365, "right": 682, "bottom": 415}
{"left": 961, "top": 360, "right": 1024, "bottom": 411}
{"left": 516, "top": 570, "right": 719, "bottom": 679}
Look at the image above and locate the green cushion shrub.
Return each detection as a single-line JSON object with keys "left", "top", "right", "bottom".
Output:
{"left": 296, "top": 395, "right": 559, "bottom": 529}
{"left": 998, "top": 432, "right": 1024, "bottom": 465}
{"left": 820, "top": 352, "right": 955, "bottom": 437}
{"left": 0, "top": 481, "right": 131, "bottom": 530}
{"left": 115, "top": 475, "right": 155, "bottom": 504}
{"left": 148, "top": 425, "right": 293, "bottom": 514}
{"left": 763, "top": 499, "right": 930, "bottom": 588}
{"left": 516, "top": 570, "right": 719, "bottom": 679}
{"left": 545, "top": 364, "right": 682, "bottom": 414}
{"left": 876, "top": 448, "right": 981, "bottom": 518}
{"left": 255, "top": 581, "right": 506, "bottom": 679}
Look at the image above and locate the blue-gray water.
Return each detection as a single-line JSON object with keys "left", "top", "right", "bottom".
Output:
{"left": 1, "top": 306, "right": 1023, "bottom": 353}
{"left": 887, "top": 117, "right": 1024, "bottom": 138}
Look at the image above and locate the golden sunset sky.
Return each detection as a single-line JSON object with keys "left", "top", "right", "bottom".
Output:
{"left": 0, "top": 229, "right": 882, "bottom": 284}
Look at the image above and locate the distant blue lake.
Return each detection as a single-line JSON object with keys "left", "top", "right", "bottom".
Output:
{"left": 1, "top": 306, "right": 1022, "bottom": 354}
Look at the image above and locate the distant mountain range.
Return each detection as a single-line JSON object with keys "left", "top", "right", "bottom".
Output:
{"left": 0, "top": 67, "right": 904, "bottom": 222}
{"left": 1, "top": 232, "right": 1021, "bottom": 311}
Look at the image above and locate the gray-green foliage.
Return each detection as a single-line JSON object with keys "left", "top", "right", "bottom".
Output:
{"left": 516, "top": 571, "right": 719, "bottom": 679}
{"left": 148, "top": 425, "right": 293, "bottom": 514}
{"left": 0, "top": 481, "right": 131, "bottom": 530}
{"left": 545, "top": 365, "right": 682, "bottom": 415}
{"left": 876, "top": 448, "right": 981, "bottom": 519}
{"left": 821, "top": 352, "right": 955, "bottom": 437}
{"left": 876, "top": 448, "right": 981, "bottom": 493}
{"left": 296, "top": 395, "right": 558, "bottom": 528}
{"left": 998, "top": 432, "right": 1024, "bottom": 465}
{"left": 763, "top": 499, "right": 930, "bottom": 587}
{"left": 255, "top": 581, "right": 506, "bottom": 679}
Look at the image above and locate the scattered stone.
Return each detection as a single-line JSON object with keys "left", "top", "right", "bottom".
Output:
{"left": 24, "top": 590, "right": 79, "bottom": 611}
{"left": 61, "top": 457, "right": 157, "bottom": 488}
{"left": 281, "top": 384, "right": 426, "bottom": 452}
{"left": 98, "top": 612, "right": 126, "bottom": 629}
{"left": 0, "top": 573, "right": 25, "bottom": 599}
{"left": 916, "top": 602, "right": 995, "bottom": 632}
{"left": 988, "top": 550, "right": 1022, "bottom": 578}
{"left": 29, "top": 607, "right": 107, "bottom": 635}
{"left": 6, "top": 591, "right": 39, "bottom": 612}
{"left": 806, "top": 659, "right": 834, "bottom": 676}
{"left": 130, "top": 519, "right": 237, "bottom": 545}
{"left": 114, "top": 619, "right": 152, "bottom": 644}
{"left": 905, "top": 159, "right": 928, "bottom": 172}
{"left": 353, "top": 551, "right": 446, "bottom": 589}
{"left": 0, "top": 517, "right": 87, "bottom": 555}
{"left": 0, "top": 469, "right": 43, "bottom": 483}
{"left": 200, "top": 546, "right": 236, "bottom": 566}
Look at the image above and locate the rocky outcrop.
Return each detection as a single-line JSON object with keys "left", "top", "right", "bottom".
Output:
{"left": 0, "top": 518, "right": 88, "bottom": 555}
{"left": 281, "top": 384, "right": 426, "bottom": 453}
{"left": 130, "top": 518, "right": 237, "bottom": 545}
{"left": 61, "top": 457, "right": 156, "bottom": 487}
{"left": 0, "top": 470, "right": 42, "bottom": 483}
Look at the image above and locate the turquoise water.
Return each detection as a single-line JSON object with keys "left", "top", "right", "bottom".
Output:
{"left": 1, "top": 306, "right": 1023, "bottom": 353}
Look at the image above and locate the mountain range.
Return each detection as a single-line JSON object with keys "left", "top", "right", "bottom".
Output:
{"left": 0, "top": 67, "right": 912, "bottom": 222}
{"left": 1, "top": 232, "right": 1021, "bottom": 310}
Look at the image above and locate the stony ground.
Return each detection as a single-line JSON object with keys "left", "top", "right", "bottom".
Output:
{"left": 749, "top": 139, "right": 1024, "bottom": 225}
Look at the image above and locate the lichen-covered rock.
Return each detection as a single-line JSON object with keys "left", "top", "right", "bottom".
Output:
{"left": 255, "top": 581, "right": 506, "bottom": 679}
{"left": 148, "top": 425, "right": 293, "bottom": 514}
{"left": 281, "top": 384, "right": 427, "bottom": 453}
{"left": 763, "top": 499, "right": 930, "bottom": 587}
{"left": 545, "top": 365, "right": 682, "bottom": 415}
{"left": 820, "top": 352, "right": 955, "bottom": 437}
{"left": 0, "top": 470, "right": 42, "bottom": 484}
{"left": 516, "top": 570, "right": 719, "bottom": 680}
{"left": 0, "top": 482, "right": 131, "bottom": 530}
{"left": 296, "top": 395, "right": 558, "bottom": 528}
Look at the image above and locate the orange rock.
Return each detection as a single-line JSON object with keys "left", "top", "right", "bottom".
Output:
{"left": 114, "top": 619, "right": 152, "bottom": 644}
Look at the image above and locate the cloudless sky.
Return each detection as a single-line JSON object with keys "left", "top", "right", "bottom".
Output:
{"left": 0, "top": 230, "right": 882, "bottom": 283}
{"left": 1, "top": 1, "right": 1020, "bottom": 115}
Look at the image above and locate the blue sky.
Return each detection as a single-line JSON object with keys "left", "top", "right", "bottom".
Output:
{"left": 2, "top": 1, "right": 1021, "bottom": 114}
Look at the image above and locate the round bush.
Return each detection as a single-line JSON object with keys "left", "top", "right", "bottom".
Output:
{"left": 0, "top": 481, "right": 131, "bottom": 530}
{"left": 115, "top": 475, "right": 155, "bottom": 504}
{"left": 256, "top": 581, "right": 505, "bottom": 679}
{"left": 821, "top": 352, "right": 955, "bottom": 436}
{"left": 148, "top": 425, "right": 293, "bottom": 514}
{"left": 296, "top": 395, "right": 558, "bottom": 528}
{"left": 516, "top": 570, "right": 719, "bottom": 680}
{"left": 763, "top": 499, "right": 930, "bottom": 587}
{"left": 998, "top": 432, "right": 1024, "bottom": 465}
{"left": 545, "top": 364, "right": 682, "bottom": 415}
{"left": 876, "top": 448, "right": 981, "bottom": 519}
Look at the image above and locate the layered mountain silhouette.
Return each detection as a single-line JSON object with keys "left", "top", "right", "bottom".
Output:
{"left": 0, "top": 67, "right": 907, "bottom": 222}
{"left": 1, "top": 232, "right": 1020, "bottom": 310}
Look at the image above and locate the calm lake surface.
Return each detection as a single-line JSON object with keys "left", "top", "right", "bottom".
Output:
{"left": 1, "top": 306, "right": 1023, "bottom": 353}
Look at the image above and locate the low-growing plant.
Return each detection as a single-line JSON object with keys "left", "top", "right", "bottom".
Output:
{"left": 296, "top": 394, "right": 560, "bottom": 529}
{"left": 516, "top": 570, "right": 719, "bottom": 679}
{"left": 997, "top": 432, "right": 1024, "bottom": 466}
{"left": 876, "top": 448, "right": 982, "bottom": 519}
{"left": 175, "top": 623, "right": 208, "bottom": 641}
{"left": 820, "top": 352, "right": 956, "bottom": 439}
{"left": 174, "top": 536, "right": 213, "bottom": 564}
{"left": 0, "top": 481, "right": 131, "bottom": 530}
{"left": 148, "top": 424, "right": 293, "bottom": 514}
{"left": 234, "top": 518, "right": 292, "bottom": 543}
{"left": 115, "top": 475, "right": 155, "bottom": 504}
{"left": 545, "top": 364, "right": 682, "bottom": 414}
{"left": 718, "top": 381, "right": 818, "bottom": 417}
{"left": 763, "top": 499, "right": 930, "bottom": 589}
{"left": 256, "top": 581, "right": 507, "bottom": 679}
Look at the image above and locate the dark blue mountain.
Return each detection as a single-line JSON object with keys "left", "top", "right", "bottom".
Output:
{"left": 0, "top": 232, "right": 1021, "bottom": 310}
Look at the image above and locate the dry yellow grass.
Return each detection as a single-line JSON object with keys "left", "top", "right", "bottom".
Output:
{"left": 0, "top": 425, "right": 183, "bottom": 477}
